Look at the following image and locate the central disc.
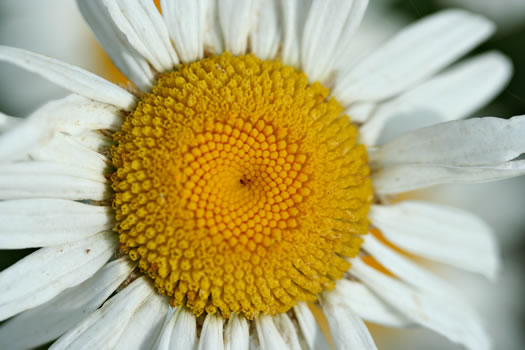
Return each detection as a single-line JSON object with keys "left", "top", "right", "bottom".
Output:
{"left": 111, "top": 53, "right": 373, "bottom": 319}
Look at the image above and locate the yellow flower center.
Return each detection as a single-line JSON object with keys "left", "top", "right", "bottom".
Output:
{"left": 111, "top": 53, "right": 373, "bottom": 319}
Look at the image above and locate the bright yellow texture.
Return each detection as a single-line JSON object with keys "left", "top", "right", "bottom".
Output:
{"left": 111, "top": 53, "right": 373, "bottom": 319}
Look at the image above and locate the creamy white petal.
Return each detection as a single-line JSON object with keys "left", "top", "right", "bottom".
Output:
{"left": 0, "top": 258, "right": 134, "bottom": 350}
{"left": 0, "top": 112, "right": 55, "bottom": 161}
{"left": 372, "top": 160, "right": 525, "bottom": 194}
{"left": 0, "top": 199, "right": 112, "bottom": 249}
{"left": 371, "top": 115, "right": 525, "bottom": 168}
{"left": 40, "top": 94, "right": 124, "bottom": 135}
{"left": 224, "top": 314, "right": 249, "bottom": 350}
{"left": 0, "top": 231, "right": 115, "bottom": 322}
{"left": 202, "top": 0, "right": 224, "bottom": 54}
{"left": 352, "top": 258, "right": 490, "bottom": 350}
{"left": 272, "top": 314, "right": 302, "bottom": 350}
{"left": 250, "top": 0, "right": 280, "bottom": 60}
{"left": 278, "top": 0, "right": 312, "bottom": 67}
{"left": 218, "top": 0, "right": 256, "bottom": 55}
{"left": 321, "top": 292, "right": 378, "bottom": 350}
{"left": 333, "top": 10, "right": 494, "bottom": 104}
{"left": 363, "top": 234, "right": 460, "bottom": 295}
{"left": 161, "top": 0, "right": 206, "bottom": 63}
{"left": 30, "top": 133, "right": 109, "bottom": 172}
{"left": 293, "top": 303, "right": 330, "bottom": 350}
{"left": 361, "top": 52, "right": 513, "bottom": 145}
{"left": 0, "top": 161, "right": 108, "bottom": 200}
{"left": 330, "top": 0, "right": 369, "bottom": 71}
{"left": 153, "top": 308, "right": 197, "bottom": 350}
{"left": 302, "top": 0, "right": 368, "bottom": 84}
{"left": 0, "top": 46, "right": 136, "bottom": 110}
{"left": 333, "top": 279, "right": 411, "bottom": 327}
{"left": 369, "top": 201, "right": 500, "bottom": 278}
{"left": 103, "top": 0, "right": 178, "bottom": 72}
{"left": 115, "top": 293, "right": 169, "bottom": 350}
{"left": 0, "top": 111, "right": 20, "bottom": 132}
{"left": 77, "top": 0, "right": 155, "bottom": 91}
{"left": 345, "top": 101, "right": 376, "bottom": 123}
{"left": 254, "top": 315, "right": 289, "bottom": 350}
{"left": 72, "top": 130, "right": 113, "bottom": 153}
{"left": 198, "top": 314, "right": 224, "bottom": 350}
{"left": 50, "top": 277, "right": 154, "bottom": 350}
{"left": 0, "top": 94, "right": 122, "bottom": 161}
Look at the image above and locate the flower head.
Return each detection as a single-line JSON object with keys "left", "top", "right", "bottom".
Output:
{"left": 0, "top": 1, "right": 521, "bottom": 350}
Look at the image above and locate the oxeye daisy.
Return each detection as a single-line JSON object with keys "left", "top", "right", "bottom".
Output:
{"left": 0, "top": 1, "right": 522, "bottom": 349}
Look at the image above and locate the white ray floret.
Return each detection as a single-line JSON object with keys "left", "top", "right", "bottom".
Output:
{"left": 198, "top": 314, "right": 224, "bottom": 350}
{"left": 360, "top": 52, "right": 512, "bottom": 145}
{"left": 321, "top": 292, "right": 378, "bottom": 350}
{"left": 0, "top": 199, "right": 112, "bottom": 249}
{"left": 114, "top": 293, "right": 169, "bottom": 350}
{"left": 352, "top": 258, "right": 490, "bottom": 350}
{"left": 0, "top": 46, "right": 136, "bottom": 110}
{"left": 333, "top": 10, "right": 494, "bottom": 104}
{"left": 50, "top": 277, "right": 155, "bottom": 350}
{"left": 0, "top": 231, "right": 116, "bottom": 322}
{"left": 369, "top": 201, "right": 500, "bottom": 278}
{"left": 153, "top": 308, "right": 197, "bottom": 350}
{"left": 224, "top": 315, "right": 249, "bottom": 350}
{"left": 0, "top": 258, "right": 134, "bottom": 350}
{"left": 77, "top": 0, "right": 156, "bottom": 91}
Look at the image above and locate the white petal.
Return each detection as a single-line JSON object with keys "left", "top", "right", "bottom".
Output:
{"left": 198, "top": 314, "right": 224, "bottom": 350}
{"left": 0, "top": 46, "right": 136, "bottom": 110}
{"left": 345, "top": 102, "right": 376, "bottom": 123}
{"left": 369, "top": 201, "right": 500, "bottom": 278}
{"left": 372, "top": 160, "right": 525, "bottom": 194}
{"left": 293, "top": 303, "right": 330, "bottom": 350}
{"left": 0, "top": 112, "right": 54, "bottom": 161}
{"left": 0, "top": 258, "right": 134, "bottom": 350}
{"left": 30, "top": 133, "right": 109, "bottom": 172}
{"left": 202, "top": 0, "right": 224, "bottom": 54}
{"left": 363, "top": 234, "right": 459, "bottom": 295}
{"left": 0, "top": 94, "right": 122, "bottom": 161}
{"left": 278, "top": 0, "right": 312, "bottom": 67}
{"left": 254, "top": 315, "right": 289, "bottom": 350}
{"left": 72, "top": 130, "right": 113, "bottom": 153}
{"left": 0, "top": 161, "right": 108, "bottom": 200}
{"left": 0, "top": 231, "right": 116, "bottom": 322}
{"left": 115, "top": 293, "right": 169, "bottom": 350}
{"left": 301, "top": 0, "right": 368, "bottom": 84}
{"left": 41, "top": 94, "right": 124, "bottom": 135}
{"left": 77, "top": 0, "right": 155, "bottom": 91}
{"left": 272, "top": 314, "right": 302, "bottom": 350}
{"left": 218, "top": 0, "right": 256, "bottom": 55}
{"left": 351, "top": 258, "right": 490, "bottom": 350}
{"left": 0, "top": 111, "right": 20, "bottom": 132}
{"left": 361, "top": 52, "right": 513, "bottom": 145}
{"left": 371, "top": 115, "right": 525, "bottom": 168}
{"left": 161, "top": 0, "right": 206, "bottom": 63}
{"left": 224, "top": 314, "right": 249, "bottom": 350}
{"left": 250, "top": 0, "right": 280, "bottom": 60}
{"left": 321, "top": 292, "right": 378, "bottom": 350}
{"left": 0, "top": 199, "right": 112, "bottom": 249}
{"left": 50, "top": 277, "right": 154, "bottom": 350}
{"left": 154, "top": 308, "right": 197, "bottom": 350}
{"left": 103, "top": 0, "right": 178, "bottom": 72}
{"left": 327, "top": 279, "right": 411, "bottom": 327}
{"left": 333, "top": 10, "right": 494, "bottom": 104}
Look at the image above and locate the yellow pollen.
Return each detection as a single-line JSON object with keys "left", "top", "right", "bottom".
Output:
{"left": 111, "top": 53, "right": 373, "bottom": 319}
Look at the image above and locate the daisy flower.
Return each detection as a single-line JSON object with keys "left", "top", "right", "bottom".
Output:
{"left": 0, "top": 1, "right": 522, "bottom": 349}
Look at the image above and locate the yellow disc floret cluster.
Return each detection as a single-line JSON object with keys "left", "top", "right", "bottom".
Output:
{"left": 111, "top": 53, "right": 373, "bottom": 319}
